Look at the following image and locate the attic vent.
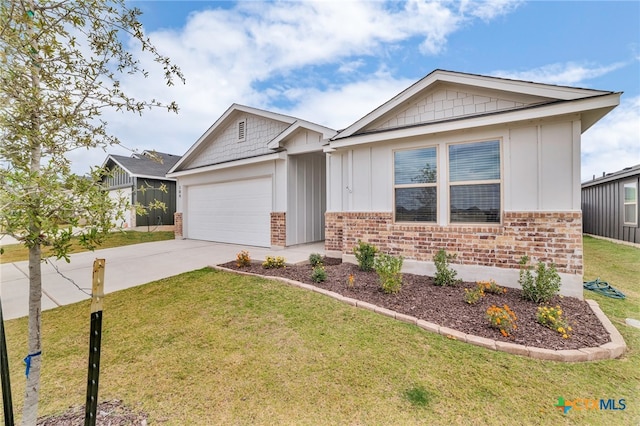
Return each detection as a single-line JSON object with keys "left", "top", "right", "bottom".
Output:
{"left": 238, "top": 119, "right": 246, "bottom": 141}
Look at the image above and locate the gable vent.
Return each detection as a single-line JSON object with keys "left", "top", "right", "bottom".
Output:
{"left": 238, "top": 119, "right": 246, "bottom": 141}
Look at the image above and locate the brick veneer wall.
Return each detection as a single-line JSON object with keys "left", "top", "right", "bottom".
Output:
{"left": 174, "top": 212, "right": 183, "bottom": 239}
{"left": 270, "top": 212, "right": 286, "bottom": 247}
{"left": 325, "top": 211, "right": 582, "bottom": 275}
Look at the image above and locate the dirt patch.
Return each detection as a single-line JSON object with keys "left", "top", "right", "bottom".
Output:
{"left": 220, "top": 259, "right": 611, "bottom": 351}
{"left": 37, "top": 400, "right": 147, "bottom": 426}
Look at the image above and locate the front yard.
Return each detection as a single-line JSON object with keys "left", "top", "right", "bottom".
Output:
{"left": 1, "top": 236, "right": 639, "bottom": 424}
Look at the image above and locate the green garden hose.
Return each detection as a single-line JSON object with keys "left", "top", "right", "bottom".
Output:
{"left": 583, "top": 278, "right": 626, "bottom": 299}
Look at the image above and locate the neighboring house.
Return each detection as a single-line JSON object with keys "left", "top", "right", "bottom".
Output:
{"left": 171, "top": 70, "right": 620, "bottom": 298}
{"left": 167, "top": 104, "right": 337, "bottom": 247}
{"left": 101, "top": 151, "right": 181, "bottom": 228}
{"left": 582, "top": 164, "right": 640, "bottom": 244}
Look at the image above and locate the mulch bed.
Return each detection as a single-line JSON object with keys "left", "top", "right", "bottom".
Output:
{"left": 220, "top": 258, "right": 611, "bottom": 351}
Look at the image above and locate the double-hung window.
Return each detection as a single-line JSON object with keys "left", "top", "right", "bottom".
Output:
{"left": 448, "top": 140, "right": 501, "bottom": 223}
{"left": 394, "top": 147, "right": 437, "bottom": 222}
{"left": 624, "top": 181, "right": 638, "bottom": 225}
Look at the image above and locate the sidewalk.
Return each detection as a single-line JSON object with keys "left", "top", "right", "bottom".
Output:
{"left": 1, "top": 239, "right": 324, "bottom": 320}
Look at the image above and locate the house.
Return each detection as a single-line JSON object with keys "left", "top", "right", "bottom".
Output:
{"left": 170, "top": 70, "right": 620, "bottom": 298}
{"left": 581, "top": 164, "right": 640, "bottom": 244}
{"left": 101, "top": 151, "right": 181, "bottom": 228}
{"left": 167, "top": 104, "right": 337, "bottom": 247}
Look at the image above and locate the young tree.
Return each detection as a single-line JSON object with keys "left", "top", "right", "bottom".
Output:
{"left": 0, "top": 1, "right": 183, "bottom": 424}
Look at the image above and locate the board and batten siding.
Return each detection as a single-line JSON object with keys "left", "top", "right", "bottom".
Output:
{"left": 286, "top": 153, "right": 326, "bottom": 245}
{"left": 582, "top": 172, "right": 640, "bottom": 244}
{"left": 327, "top": 119, "right": 582, "bottom": 217}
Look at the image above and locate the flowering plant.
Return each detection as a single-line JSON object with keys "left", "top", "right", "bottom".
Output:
{"left": 262, "top": 256, "right": 286, "bottom": 269}
{"left": 477, "top": 279, "right": 506, "bottom": 294}
{"left": 486, "top": 304, "right": 517, "bottom": 337}
{"left": 463, "top": 286, "right": 484, "bottom": 304}
{"left": 537, "top": 305, "right": 572, "bottom": 339}
{"left": 236, "top": 250, "right": 251, "bottom": 267}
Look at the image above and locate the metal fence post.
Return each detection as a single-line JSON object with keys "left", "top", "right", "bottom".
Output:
{"left": 0, "top": 295, "right": 14, "bottom": 426}
{"left": 84, "top": 259, "right": 105, "bottom": 426}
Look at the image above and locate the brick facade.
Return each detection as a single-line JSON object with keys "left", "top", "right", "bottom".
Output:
{"left": 325, "top": 211, "right": 582, "bottom": 275}
{"left": 270, "top": 212, "right": 286, "bottom": 247}
{"left": 174, "top": 212, "right": 183, "bottom": 239}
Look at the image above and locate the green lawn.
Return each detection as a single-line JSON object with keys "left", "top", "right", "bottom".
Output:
{"left": 0, "top": 231, "right": 175, "bottom": 264}
{"left": 1, "top": 236, "right": 639, "bottom": 425}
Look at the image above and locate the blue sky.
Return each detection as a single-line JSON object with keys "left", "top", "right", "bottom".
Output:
{"left": 73, "top": 0, "right": 640, "bottom": 182}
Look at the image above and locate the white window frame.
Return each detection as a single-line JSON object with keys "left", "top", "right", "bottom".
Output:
{"left": 623, "top": 181, "right": 638, "bottom": 226}
{"left": 392, "top": 145, "right": 439, "bottom": 223}
{"left": 447, "top": 139, "right": 502, "bottom": 225}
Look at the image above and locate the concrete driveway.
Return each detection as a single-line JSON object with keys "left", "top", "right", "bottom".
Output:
{"left": 1, "top": 239, "right": 324, "bottom": 320}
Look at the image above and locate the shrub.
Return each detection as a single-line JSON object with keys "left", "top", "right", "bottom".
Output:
{"left": 236, "top": 250, "right": 251, "bottom": 267}
{"left": 311, "top": 265, "right": 327, "bottom": 283}
{"left": 433, "top": 249, "right": 461, "bottom": 286}
{"left": 477, "top": 279, "right": 506, "bottom": 295}
{"left": 309, "top": 253, "right": 323, "bottom": 267}
{"left": 463, "top": 286, "right": 484, "bottom": 304}
{"left": 374, "top": 253, "right": 403, "bottom": 294}
{"left": 262, "top": 255, "right": 286, "bottom": 269}
{"left": 518, "top": 256, "right": 561, "bottom": 303}
{"left": 486, "top": 304, "right": 517, "bottom": 337}
{"left": 353, "top": 240, "right": 378, "bottom": 272}
{"left": 537, "top": 305, "right": 572, "bottom": 339}
{"left": 347, "top": 273, "right": 355, "bottom": 288}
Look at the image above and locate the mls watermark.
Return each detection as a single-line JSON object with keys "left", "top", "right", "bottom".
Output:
{"left": 555, "top": 397, "right": 626, "bottom": 414}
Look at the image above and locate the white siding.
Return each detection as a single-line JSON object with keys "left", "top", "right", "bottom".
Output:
{"left": 328, "top": 118, "right": 581, "bottom": 215}
{"left": 183, "top": 113, "right": 290, "bottom": 169}
{"left": 287, "top": 153, "right": 326, "bottom": 245}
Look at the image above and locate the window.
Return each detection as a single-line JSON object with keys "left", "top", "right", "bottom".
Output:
{"left": 237, "top": 119, "right": 246, "bottom": 141}
{"left": 448, "top": 140, "right": 501, "bottom": 223}
{"left": 394, "top": 147, "right": 437, "bottom": 222}
{"left": 624, "top": 181, "right": 637, "bottom": 225}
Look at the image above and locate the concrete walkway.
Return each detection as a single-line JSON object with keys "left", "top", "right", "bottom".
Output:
{"left": 1, "top": 239, "right": 324, "bottom": 320}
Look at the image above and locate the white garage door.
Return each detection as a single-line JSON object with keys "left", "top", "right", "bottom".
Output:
{"left": 186, "top": 178, "right": 272, "bottom": 247}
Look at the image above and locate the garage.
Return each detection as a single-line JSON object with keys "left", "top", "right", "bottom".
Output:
{"left": 186, "top": 177, "right": 272, "bottom": 247}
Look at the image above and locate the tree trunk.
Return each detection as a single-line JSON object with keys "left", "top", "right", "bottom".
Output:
{"left": 22, "top": 243, "right": 42, "bottom": 425}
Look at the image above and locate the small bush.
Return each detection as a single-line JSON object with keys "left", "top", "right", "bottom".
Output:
{"left": 374, "top": 253, "right": 403, "bottom": 294}
{"left": 262, "top": 256, "right": 286, "bottom": 269}
{"left": 311, "top": 265, "right": 327, "bottom": 283}
{"left": 346, "top": 273, "right": 355, "bottom": 288}
{"left": 353, "top": 240, "right": 378, "bottom": 272}
{"left": 518, "top": 256, "right": 561, "bottom": 303}
{"left": 236, "top": 250, "right": 251, "bottom": 267}
{"left": 486, "top": 304, "right": 517, "bottom": 337}
{"left": 309, "top": 253, "right": 323, "bottom": 268}
{"left": 537, "top": 305, "right": 572, "bottom": 339}
{"left": 463, "top": 286, "right": 484, "bottom": 304}
{"left": 433, "top": 249, "right": 461, "bottom": 286}
{"left": 477, "top": 279, "right": 506, "bottom": 295}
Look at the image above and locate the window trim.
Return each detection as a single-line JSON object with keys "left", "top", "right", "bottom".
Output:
{"left": 623, "top": 180, "right": 638, "bottom": 226}
{"left": 446, "top": 138, "right": 503, "bottom": 225}
{"left": 392, "top": 145, "right": 439, "bottom": 224}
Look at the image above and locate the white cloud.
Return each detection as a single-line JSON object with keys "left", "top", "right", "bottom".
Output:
{"left": 581, "top": 96, "right": 640, "bottom": 182}
{"left": 69, "top": 0, "right": 525, "bottom": 173}
{"left": 492, "top": 61, "right": 627, "bottom": 86}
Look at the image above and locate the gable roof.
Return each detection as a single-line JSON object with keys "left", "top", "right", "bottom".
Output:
{"left": 582, "top": 164, "right": 640, "bottom": 188}
{"left": 169, "top": 104, "right": 336, "bottom": 173}
{"left": 103, "top": 151, "right": 181, "bottom": 180}
{"left": 331, "top": 69, "right": 620, "bottom": 145}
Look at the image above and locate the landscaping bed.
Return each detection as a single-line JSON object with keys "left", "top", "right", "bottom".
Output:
{"left": 220, "top": 258, "right": 610, "bottom": 351}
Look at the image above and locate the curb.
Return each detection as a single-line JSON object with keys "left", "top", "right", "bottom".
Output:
{"left": 211, "top": 266, "right": 627, "bottom": 362}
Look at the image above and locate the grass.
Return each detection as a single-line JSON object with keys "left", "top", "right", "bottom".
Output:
{"left": 1, "top": 236, "right": 639, "bottom": 424}
{"left": 0, "top": 231, "right": 174, "bottom": 264}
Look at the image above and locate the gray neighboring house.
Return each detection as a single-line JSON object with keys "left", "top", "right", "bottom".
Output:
{"left": 101, "top": 151, "right": 181, "bottom": 228}
{"left": 582, "top": 164, "right": 640, "bottom": 244}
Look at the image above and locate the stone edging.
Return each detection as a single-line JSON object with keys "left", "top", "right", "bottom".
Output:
{"left": 212, "top": 266, "right": 627, "bottom": 362}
